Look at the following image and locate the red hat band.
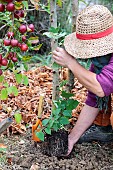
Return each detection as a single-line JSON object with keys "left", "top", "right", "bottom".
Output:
{"left": 76, "top": 26, "right": 113, "bottom": 40}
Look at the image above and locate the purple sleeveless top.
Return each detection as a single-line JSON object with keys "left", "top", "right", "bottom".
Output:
{"left": 85, "top": 54, "right": 113, "bottom": 107}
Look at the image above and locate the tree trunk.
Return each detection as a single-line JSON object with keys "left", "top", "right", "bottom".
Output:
{"left": 50, "top": 0, "right": 60, "bottom": 102}
{"left": 68, "top": 0, "right": 78, "bottom": 92}
{"left": 57, "top": 0, "right": 72, "bottom": 34}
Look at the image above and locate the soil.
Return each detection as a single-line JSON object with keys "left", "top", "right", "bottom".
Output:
{"left": 41, "top": 129, "right": 68, "bottom": 157}
{"left": 0, "top": 128, "right": 113, "bottom": 170}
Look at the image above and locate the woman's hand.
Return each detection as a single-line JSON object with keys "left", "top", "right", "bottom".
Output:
{"left": 52, "top": 47, "right": 75, "bottom": 67}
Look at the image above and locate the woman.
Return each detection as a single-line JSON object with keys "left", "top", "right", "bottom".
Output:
{"left": 52, "top": 5, "right": 113, "bottom": 155}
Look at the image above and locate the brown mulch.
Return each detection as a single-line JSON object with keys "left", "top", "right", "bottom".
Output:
{"left": 0, "top": 66, "right": 87, "bottom": 134}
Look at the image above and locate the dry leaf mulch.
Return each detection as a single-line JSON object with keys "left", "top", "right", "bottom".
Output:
{"left": 0, "top": 66, "right": 87, "bottom": 134}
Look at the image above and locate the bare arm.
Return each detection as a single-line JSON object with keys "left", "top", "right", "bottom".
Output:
{"left": 67, "top": 104, "right": 99, "bottom": 155}
{"left": 52, "top": 47, "right": 105, "bottom": 97}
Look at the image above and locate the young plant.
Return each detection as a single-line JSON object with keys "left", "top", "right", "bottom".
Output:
{"left": 36, "top": 82, "right": 79, "bottom": 141}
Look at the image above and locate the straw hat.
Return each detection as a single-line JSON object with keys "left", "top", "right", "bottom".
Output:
{"left": 64, "top": 5, "right": 113, "bottom": 59}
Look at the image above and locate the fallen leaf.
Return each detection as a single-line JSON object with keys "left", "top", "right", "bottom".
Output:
{"left": 0, "top": 143, "right": 7, "bottom": 148}
{"left": 0, "top": 143, "right": 7, "bottom": 152}
{"left": 30, "top": 163, "right": 39, "bottom": 170}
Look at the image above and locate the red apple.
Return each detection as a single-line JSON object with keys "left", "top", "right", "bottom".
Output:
{"left": 7, "top": 52, "right": 13, "bottom": 59}
{"left": 20, "top": 10, "right": 24, "bottom": 17}
{"left": 0, "top": 4, "right": 5, "bottom": 12}
{"left": 22, "top": 36, "right": 26, "bottom": 42}
{"left": 14, "top": 10, "right": 21, "bottom": 19}
{"left": 28, "top": 24, "right": 34, "bottom": 32}
{"left": 0, "top": 69, "right": 2, "bottom": 75}
{"left": 5, "top": 0, "right": 13, "bottom": 2}
{"left": 6, "top": 3, "right": 15, "bottom": 12}
{"left": 19, "top": 24, "right": 27, "bottom": 34}
{"left": 18, "top": 43, "right": 22, "bottom": 48}
{"left": 4, "top": 39, "right": 11, "bottom": 46}
{"left": 12, "top": 57, "right": 18, "bottom": 62}
{"left": 7, "top": 32, "right": 14, "bottom": 38}
{"left": 1, "top": 58, "right": 8, "bottom": 66}
{"left": 0, "top": 54, "right": 2, "bottom": 63}
{"left": 21, "top": 44, "right": 28, "bottom": 51}
{"left": 11, "top": 39, "right": 18, "bottom": 47}
{"left": 14, "top": 10, "right": 24, "bottom": 19}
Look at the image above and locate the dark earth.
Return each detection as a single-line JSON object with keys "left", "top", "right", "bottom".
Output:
{"left": 41, "top": 129, "right": 68, "bottom": 157}
{"left": 0, "top": 128, "right": 113, "bottom": 170}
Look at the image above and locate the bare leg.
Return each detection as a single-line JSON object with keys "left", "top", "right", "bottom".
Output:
{"left": 67, "top": 104, "right": 99, "bottom": 155}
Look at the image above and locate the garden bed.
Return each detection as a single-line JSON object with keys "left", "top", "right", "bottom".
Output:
{"left": 0, "top": 129, "right": 113, "bottom": 170}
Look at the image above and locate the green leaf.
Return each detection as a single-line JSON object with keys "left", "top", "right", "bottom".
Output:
{"left": 60, "top": 80, "right": 68, "bottom": 88}
{"left": 15, "top": 73, "right": 22, "bottom": 84}
{"left": 17, "top": 53, "right": 22, "bottom": 60}
{"left": 42, "top": 119, "right": 49, "bottom": 126}
{"left": 0, "top": 88, "right": 8, "bottom": 100}
{"left": 43, "top": 31, "right": 66, "bottom": 39}
{"left": 45, "top": 127, "right": 51, "bottom": 134}
{"left": 54, "top": 32, "right": 67, "bottom": 39}
{"left": 0, "top": 147, "right": 7, "bottom": 152}
{"left": 52, "top": 123, "right": 59, "bottom": 131}
{"left": 14, "top": 113, "right": 22, "bottom": 124}
{"left": 36, "top": 131, "right": 44, "bottom": 141}
{"left": 62, "top": 110, "right": 72, "bottom": 117}
{"left": 7, "top": 86, "right": 13, "bottom": 94}
{"left": 22, "top": 75, "right": 29, "bottom": 86}
{"left": 7, "top": 60, "right": 14, "bottom": 69}
{"left": 7, "top": 86, "right": 18, "bottom": 96}
{"left": 43, "top": 32, "right": 55, "bottom": 38}
{"left": 49, "top": 119, "right": 54, "bottom": 128}
{"left": 28, "top": 36, "right": 39, "bottom": 44}
{"left": 23, "top": 63, "right": 28, "bottom": 71}
{"left": 54, "top": 114, "right": 60, "bottom": 120}
{"left": 52, "top": 62, "right": 61, "bottom": 69}
{"left": 0, "top": 75, "right": 4, "bottom": 83}
{"left": 52, "top": 100, "right": 58, "bottom": 108}
{"left": 33, "top": 44, "right": 42, "bottom": 51}
{"left": 57, "top": 0, "right": 62, "bottom": 7}
{"left": 3, "top": 82, "right": 9, "bottom": 88}
{"left": 67, "top": 99, "right": 79, "bottom": 110}
{"left": 49, "top": 27, "right": 59, "bottom": 33}
{"left": 39, "top": 3, "right": 50, "bottom": 13}
{"left": 22, "top": 1, "right": 28, "bottom": 9}
{"left": 12, "top": 86, "right": 18, "bottom": 96}
{"left": 22, "top": 56, "right": 32, "bottom": 62}
{"left": 61, "top": 91, "right": 74, "bottom": 98}
{"left": 59, "top": 117, "right": 69, "bottom": 125}
{"left": 53, "top": 108, "right": 61, "bottom": 115}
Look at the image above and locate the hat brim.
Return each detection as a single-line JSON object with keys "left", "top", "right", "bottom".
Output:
{"left": 64, "top": 32, "right": 113, "bottom": 59}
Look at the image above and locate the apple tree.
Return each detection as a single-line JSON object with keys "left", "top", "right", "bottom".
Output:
{"left": 0, "top": 0, "right": 40, "bottom": 100}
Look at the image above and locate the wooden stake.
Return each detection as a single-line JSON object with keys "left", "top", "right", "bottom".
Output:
{"left": 38, "top": 94, "right": 44, "bottom": 118}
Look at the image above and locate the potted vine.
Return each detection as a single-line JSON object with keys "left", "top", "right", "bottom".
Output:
{"left": 36, "top": 84, "right": 79, "bottom": 157}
